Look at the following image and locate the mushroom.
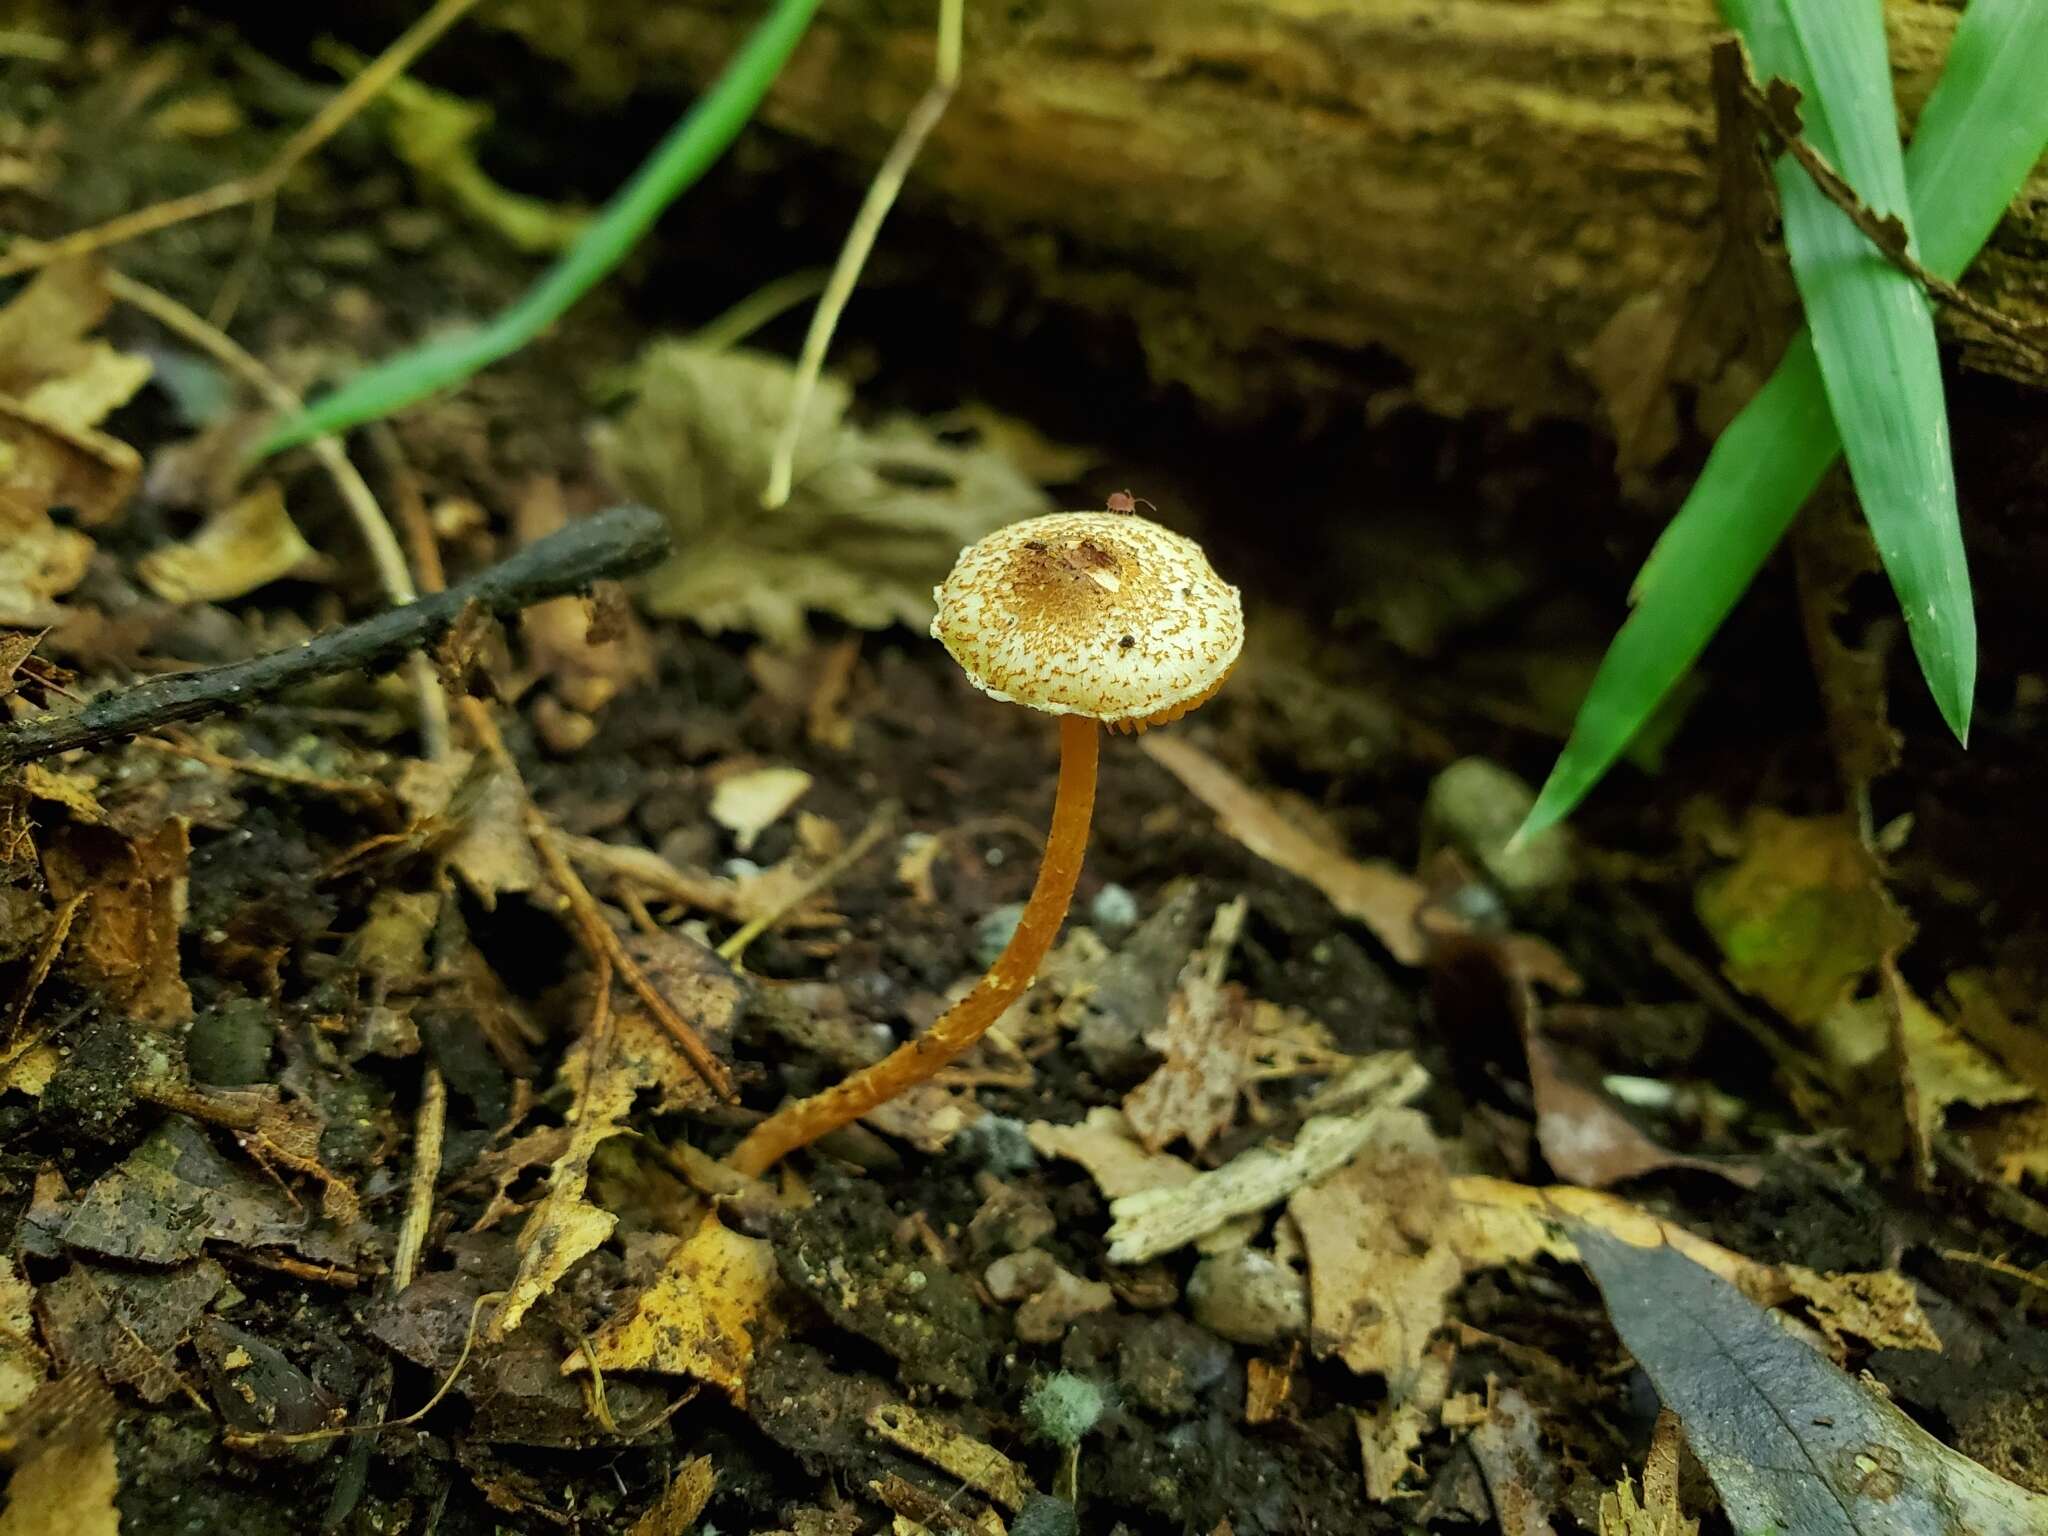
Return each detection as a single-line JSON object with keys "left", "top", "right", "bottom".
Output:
{"left": 727, "top": 509, "right": 1243, "bottom": 1176}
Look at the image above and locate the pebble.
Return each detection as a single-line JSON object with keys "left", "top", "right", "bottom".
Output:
{"left": 1186, "top": 1247, "right": 1308, "bottom": 1346}
{"left": 1117, "top": 1313, "right": 1232, "bottom": 1415}
{"left": 1088, "top": 882, "right": 1140, "bottom": 933}
{"left": 976, "top": 902, "right": 1027, "bottom": 967}
{"left": 1423, "top": 756, "right": 1574, "bottom": 899}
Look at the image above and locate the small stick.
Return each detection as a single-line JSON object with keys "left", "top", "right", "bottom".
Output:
{"left": 716, "top": 801, "right": 897, "bottom": 965}
{"left": 105, "top": 271, "right": 452, "bottom": 757}
{"left": 763, "top": 0, "right": 962, "bottom": 507}
{"left": 1729, "top": 43, "right": 2048, "bottom": 361}
{"left": 391, "top": 1064, "right": 447, "bottom": 1293}
{"left": 0, "top": 504, "right": 670, "bottom": 767}
{"left": 0, "top": 0, "right": 485, "bottom": 280}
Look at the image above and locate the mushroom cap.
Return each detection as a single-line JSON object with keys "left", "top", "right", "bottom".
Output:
{"left": 930, "top": 511, "right": 1243, "bottom": 729}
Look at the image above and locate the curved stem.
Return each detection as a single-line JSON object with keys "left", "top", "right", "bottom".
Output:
{"left": 728, "top": 714, "right": 1098, "bottom": 1177}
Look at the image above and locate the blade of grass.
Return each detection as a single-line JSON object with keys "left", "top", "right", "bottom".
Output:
{"left": 1735, "top": 0, "right": 1971, "bottom": 740}
{"left": 255, "top": 0, "right": 824, "bottom": 458}
{"left": 1520, "top": 0, "right": 2048, "bottom": 840}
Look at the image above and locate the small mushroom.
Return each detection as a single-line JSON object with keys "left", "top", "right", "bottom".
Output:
{"left": 726, "top": 509, "right": 1243, "bottom": 1176}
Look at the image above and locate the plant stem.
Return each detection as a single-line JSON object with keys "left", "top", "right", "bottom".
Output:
{"left": 727, "top": 714, "right": 1098, "bottom": 1176}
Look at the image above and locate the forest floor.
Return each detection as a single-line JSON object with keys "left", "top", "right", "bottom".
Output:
{"left": 1, "top": 10, "right": 2046, "bottom": 1536}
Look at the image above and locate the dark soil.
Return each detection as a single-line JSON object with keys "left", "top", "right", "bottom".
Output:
{"left": 4, "top": 8, "right": 2047, "bottom": 1536}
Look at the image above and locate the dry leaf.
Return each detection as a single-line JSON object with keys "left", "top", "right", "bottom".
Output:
{"left": 1582, "top": 290, "right": 1685, "bottom": 475}
{"left": 41, "top": 818, "right": 191, "bottom": 1025}
{"left": 398, "top": 751, "right": 543, "bottom": 908}
{"left": 865, "top": 1402, "right": 1034, "bottom": 1513}
{"left": 1140, "top": 735, "right": 1428, "bottom": 965}
{"left": 0, "top": 1374, "right": 121, "bottom": 1536}
{"left": 574, "top": 1209, "right": 780, "bottom": 1405}
{"left": 1465, "top": 1387, "right": 1561, "bottom": 1536}
{"left": 137, "top": 480, "right": 316, "bottom": 603}
{"left": 709, "top": 765, "right": 813, "bottom": 854}
{"left": 1123, "top": 897, "right": 1252, "bottom": 1152}
{"left": 0, "top": 487, "right": 94, "bottom": 626}
{"left": 514, "top": 476, "right": 654, "bottom": 719}
{"left": 1290, "top": 1108, "right": 1462, "bottom": 1384}
{"left": 0, "top": 1256, "right": 46, "bottom": 1419}
{"left": 1445, "top": 1177, "right": 1939, "bottom": 1355}
{"left": 597, "top": 342, "right": 1048, "bottom": 644}
{"left": 1026, "top": 1107, "right": 1199, "bottom": 1200}
{"left": 1355, "top": 1342, "right": 1453, "bottom": 1500}
{"left": 1104, "top": 1053, "right": 1429, "bottom": 1263}
{"left": 496, "top": 942, "right": 742, "bottom": 1338}
{"left": 1694, "top": 811, "right": 1911, "bottom": 1028}
{"left": 628, "top": 1455, "right": 717, "bottom": 1536}
{"left": 1599, "top": 1409, "right": 1699, "bottom": 1536}
{"left": 37, "top": 1259, "right": 224, "bottom": 1403}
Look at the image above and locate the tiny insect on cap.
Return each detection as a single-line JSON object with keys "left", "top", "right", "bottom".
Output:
{"left": 931, "top": 511, "right": 1243, "bottom": 730}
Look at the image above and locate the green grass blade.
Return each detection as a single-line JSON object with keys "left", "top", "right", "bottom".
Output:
{"left": 1736, "top": 0, "right": 1970, "bottom": 739}
{"left": 255, "top": 0, "right": 824, "bottom": 457}
{"left": 1520, "top": 0, "right": 2048, "bottom": 840}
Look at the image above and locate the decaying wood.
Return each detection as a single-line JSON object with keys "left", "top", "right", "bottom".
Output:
{"left": 488, "top": 0, "right": 2048, "bottom": 426}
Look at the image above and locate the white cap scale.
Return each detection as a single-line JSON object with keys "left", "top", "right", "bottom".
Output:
{"left": 931, "top": 511, "right": 1244, "bottom": 730}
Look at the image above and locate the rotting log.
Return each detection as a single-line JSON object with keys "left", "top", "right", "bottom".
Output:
{"left": 488, "top": 0, "right": 2048, "bottom": 429}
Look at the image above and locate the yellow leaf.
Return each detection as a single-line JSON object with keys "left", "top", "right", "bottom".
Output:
{"left": 574, "top": 1210, "right": 780, "bottom": 1405}
{"left": 137, "top": 481, "right": 316, "bottom": 604}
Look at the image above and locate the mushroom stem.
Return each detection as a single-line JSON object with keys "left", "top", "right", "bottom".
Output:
{"left": 727, "top": 714, "right": 1099, "bottom": 1177}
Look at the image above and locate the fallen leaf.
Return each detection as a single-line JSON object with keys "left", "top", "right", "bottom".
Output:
{"left": 0, "top": 1374, "right": 120, "bottom": 1536}
{"left": 0, "top": 487, "right": 94, "bottom": 626}
{"left": 1599, "top": 1408, "right": 1698, "bottom": 1536}
{"left": 573, "top": 1209, "right": 780, "bottom": 1405}
{"left": 496, "top": 941, "right": 742, "bottom": 1339}
{"left": 1355, "top": 1339, "right": 1453, "bottom": 1500}
{"left": 0, "top": 1256, "right": 46, "bottom": 1419}
{"left": 1576, "top": 1227, "right": 2048, "bottom": 1536}
{"left": 1445, "top": 1176, "right": 1939, "bottom": 1355}
{"left": 628, "top": 1455, "right": 717, "bottom": 1536}
{"left": 398, "top": 751, "right": 543, "bottom": 908}
{"left": 866, "top": 1401, "right": 1034, "bottom": 1513}
{"left": 1582, "top": 289, "right": 1685, "bottom": 475}
{"left": 1792, "top": 487, "right": 1902, "bottom": 807}
{"left": 514, "top": 478, "right": 653, "bottom": 716}
{"left": 1123, "top": 897, "right": 1252, "bottom": 1152}
{"left": 137, "top": 480, "right": 317, "bottom": 603}
{"left": 1105, "top": 1053, "right": 1429, "bottom": 1263}
{"left": 709, "top": 765, "right": 814, "bottom": 854}
{"left": 60, "top": 1115, "right": 356, "bottom": 1267}
{"left": 1464, "top": 1387, "right": 1560, "bottom": 1536}
{"left": 597, "top": 342, "right": 1048, "bottom": 644}
{"left": 1291, "top": 1108, "right": 1462, "bottom": 1384}
{"left": 1694, "top": 810, "right": 1911, "bottom": 1028}
{"left": 0, "top": 262, "right": 148, "bottom": 427}
{"left": 36, "top": 1259, "right": 225, "bottom": 1402}
{"left": 41, "top": 817, "right": 191, "bottom": 1025}
{"left": 1140, "top": 735, "right": 1428, "bottom": 965}
{"left": 1026, "top": 1106, "right": 1199, "bottom": 1199}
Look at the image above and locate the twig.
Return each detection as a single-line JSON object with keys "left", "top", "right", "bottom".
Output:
{"left": 225, "top": 1289, "right": 505, "bottom": 1448}
{"left": 103, "top": 270, "right": 452, "bottom": 758}
{"left": 1936, "top": 1247, "right": 2048, "bottom": 1297}
{"left": 135, "top": 732, "right": 389, "bottom": 801}
{"left": 391, "top": 1065, "right": 447, "bottom": 1293}
{"left": 717, "top": 801, "right": 899, "bottom": 965}
{"left": 379, "top": 430, "right": 734, "bottom": 1107}
{"left": 1731, "top": 45, "right": 2048, "bottom": 362}
{"left": 0, "top": 0, "right": 486, "bottom": 280}
{"left": 4, "top": 889, "right": 86, "bottom": 1045}
{"left": 530, "top": 818, "right": 739, "bottom": 1103}
{"left": 763, "top": 0, "right": 963, "bottom": 507}
{"left": 0, "top": 504, "right": 669, "bottom": 766}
